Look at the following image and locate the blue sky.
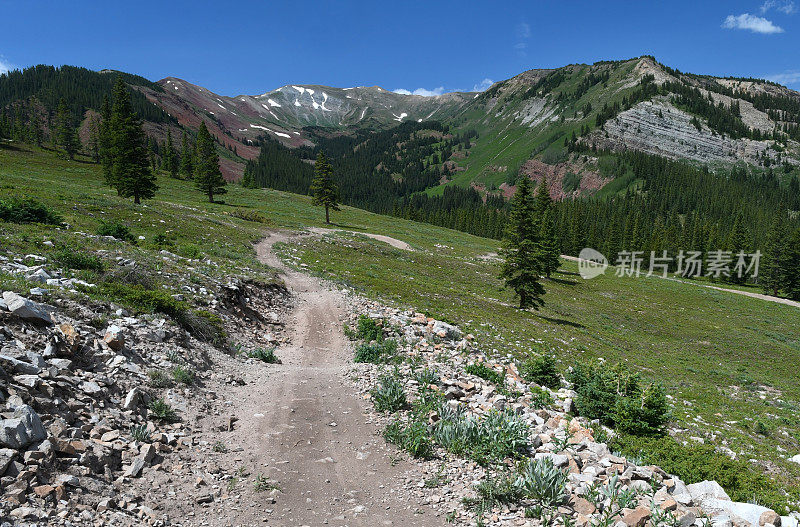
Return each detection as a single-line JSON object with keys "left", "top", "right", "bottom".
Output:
{"left": 1, "top": 0, "right": 798, "bottom": 95}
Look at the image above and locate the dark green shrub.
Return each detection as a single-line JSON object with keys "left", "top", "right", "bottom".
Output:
{"left": 614, "top": 384, "right": 670, "bottom": 437}
{"left": 519, "top": 354, "right": 561, "bottom": 389}
{"left": 608, "top": 434, "right": 795, "bottom": 513}
{"left": 53, "top": 248, "right": 105, "bottom": 272}
{"left": 371, "top": 376, "right": 408, "bottom": 413}
{"left": 149, "top": 398, "right": 177, "bottom": 422}
{"left": 171, "top": 365, "right": 194, "bottom": 385}
{"left": 96, "top": 221, "right": 135, "bottom": 242}
{"left": 529, "top": 386, "right": 554, "bottom": 409}
{"left": 356, "top": 315, "right": 382, "bottom": 342}
{"left": 0, "top": 197, "right": 62, "bottom": 225}
{"left": 567, "top": 361, "right": 669, "bottom": 437}
{"left": 465, "top": 362, "right": 504, "bottom": 386}
{"left": 383, "top": 419, "right": 434, "bottom": 459}
{"left": 353, "top": 339, "right": 398, "bottom": 364}
{"left": 178, "top": 244, "right": 202, "bottom": 259}
{"left": 246, "top": 347, "right": 280, "bottom": 363}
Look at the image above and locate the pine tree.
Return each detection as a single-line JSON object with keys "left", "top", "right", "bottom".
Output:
{"left": 539, "top": 208, "right": 561, "bottom": 278}
{"left": 163, "top": 129, "right": 178, "bottom": 178}
{"left": 108, "top": 77, "right": 158, "bottom": 204}
{"left": 99, "top": 95, "right": 115, "bottom": 189}
{"left": 179, "top": 130, "right": 193, "bottom": 179}
{"left": 762, "top": 212, "right": 788, "bottom": 296}
{"left": 194, "top": 121, "right": 226, "bottom": 202}
{"left": 87, "top": 116, "right": 101, "bottom": 162}
{"left": 310, "top": 152, "right": 340, "bottom": 224}
{"left": 784, "top": 228, "right": 800, "bottom": 300}
{"left": 499, "top": 176, "right": 546, "bottom": 309}
{"left": 54, "top": 98, "right": 79, "bottom": 160}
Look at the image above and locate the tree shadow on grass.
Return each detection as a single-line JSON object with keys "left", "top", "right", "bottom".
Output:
{"left": 535, "top": 314, "right": 585, "bottom": 329}
{"left": 548, "top": 276, "right": 579, "bottom": 286}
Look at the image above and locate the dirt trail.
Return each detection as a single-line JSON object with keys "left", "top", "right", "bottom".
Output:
{"left": 309, "top": 227, "right": 414, "bottom": 251}
{"left": 228, "top": 231, "right": 441, "bottom": 526}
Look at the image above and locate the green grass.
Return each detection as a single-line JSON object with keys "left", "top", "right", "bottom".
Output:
{"left": 3, "top": 144, "right": 799, "bottom": 505}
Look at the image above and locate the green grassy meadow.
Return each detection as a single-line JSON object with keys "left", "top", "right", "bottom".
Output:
{"left": 2, "top": 143, "right": 799, "bottom": 500}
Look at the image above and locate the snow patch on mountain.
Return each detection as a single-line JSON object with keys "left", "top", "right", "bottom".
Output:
{"left": 267, "top": 98, "right": 281, "bottom": 107}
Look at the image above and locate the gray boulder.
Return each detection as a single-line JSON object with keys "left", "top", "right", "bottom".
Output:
{"left": 0, "top": 405, "right": 46, "bottom": 449}
{"left": 1, "top": 292, "right": 53, "bottom": 325}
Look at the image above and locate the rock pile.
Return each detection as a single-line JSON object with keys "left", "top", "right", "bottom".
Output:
{"left": 345, "top": 299, "right": 800, "bottom": 527}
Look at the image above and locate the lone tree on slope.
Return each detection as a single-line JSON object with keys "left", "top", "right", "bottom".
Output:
{"left": 108, "top": 78, "right": 158, "bottom": 204}
{"left": 499, "top": 175, "right": 546, "bottom": 309}
{"left": 310, "top": 152, "right": 340, "bottom": 224}
{"left": 194, "top": 121, "right": 227, "bottom": 203}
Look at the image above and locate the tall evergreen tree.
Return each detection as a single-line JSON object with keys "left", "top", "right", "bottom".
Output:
{"left": 99, "top": 95, "right": 114, "bottom": 189}
{"left": 108, "top": 77, "right": 158, "bottom": 204}
{"left": 539, "top": 208, "right": 561, "bottom": 278}
{"left": 194, "top": 121, "right": 226, "bottom": 202}
{"left": 499, "top": 176, "right": 546, "bottom": 309}
{"left": 784, "top": 228, "right": 800, "bottom": 300}
{"left": 179, "top": 130, "right": 193, "bottom": 179}
{"left": 163, "top": 129, "right": 178, "bottom": 178}
{"left": 310, "top": 152, "right": 340, "bottom": 224}
{"left": 762, "top": 212, "right": 788, "bottom": 296}
{"left": 87, "top": 116, "right": 101, "bottom": 162}
{"left": 54, "top": 98, "right": 79, "bottom": 160}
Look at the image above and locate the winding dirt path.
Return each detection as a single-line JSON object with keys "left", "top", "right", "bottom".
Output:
{"left": 234, "top": 231, "right": 441, "bottom": 526}
{"left": 309, "top": 227, "right": 414, "bottom": 251}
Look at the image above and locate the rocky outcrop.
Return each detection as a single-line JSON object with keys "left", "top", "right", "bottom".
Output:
{"left": 586, "top": 98, "right": 781, "bottom": 166}
{"left": 345, "top": 299, "right": 799, "bottom": 527}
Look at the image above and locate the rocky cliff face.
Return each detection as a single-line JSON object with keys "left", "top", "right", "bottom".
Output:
{"left": 586, "top": 98, "right": 778, "bottom": 165}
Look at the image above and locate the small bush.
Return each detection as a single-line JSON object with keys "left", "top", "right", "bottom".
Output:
{"left": 171, "top": 365, "right": 194, "bottom": 385}
{"left": 178, "top": 244, "right": 202, "bottom": 259}
{"left": 246, "top": 347, "right": 280, "bottom": 363}
{"left": 212, "top": 441, "right": 228, "bottom": 453}
{"left": 253, "top": 474, "right": 279, "bottom": 492}
{"left": 516, "top": 457, "right": 569, "bottom": 507}
{"left": 356, "top": 315, "right": 382, "bottom": 342}
{"left": 465, "top": 362, "right": 504, "bottom": 386}
{"left": 152, "top": 233, "right": 176, "bottom": 248}
{"left": 567, "top": 361, "right": 670, "bottom": 437}
{"left": 414, "top": 368, "right": 440, "bottom": 387}
{"left": 0, "top": 197, "right": 62, "bottom": 225}
{"left": 228, "top": 208, "right": 269, "bottom": 223}
{"left": 130, "top": 424, "right": 151, "bottom": 442}
{"left": 519, "top": 354, "right": 561, "bottom": 389}
{"left": 529, "top": 386, "right": 554, "bottom": 409}
{"left": 149, "top": 398, "right": 177, "bottom": 422}
{"left": 469, "top": 473, "right": 524, "bottom": 510}
{"left": 383, "top": 419, "right": 434, "bottom": 459}
{"left": 433, "top": 408, "right": 529, "bottom": 465}
{"left": 371, "top": 376, "right": 408, "bottom": 413}
{"left": 53, "top": 248, "right": 105, "bottom": 272}
{"left": 96, "top": 221, "right": 135, "bottom": 242}
{"left": 147, "top": 369, "right": 171, "bottom": 387}
{"left": 353, "top": 339, "right": 399, "bottom": 364}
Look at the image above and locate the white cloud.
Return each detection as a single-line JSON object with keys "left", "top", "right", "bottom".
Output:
{"left": 761, "top": 0, "right": 796, "bottom": 14}
{"left": 393, "top": 86, "right": 446, "bottom": 97}
{"left": 472, "top": 78, "right": 494, "bottom": 92}
{"left": 0, "top": 56, "right": 17, "bottom": 75}
{"left": 765, "top": 70, "right": 800, "bottom": 86}
{"left": 723, "top": 13, "right": 784, "bottom": 33}
{"left": 514, "top": 22, "right": 531, "bottom": 56}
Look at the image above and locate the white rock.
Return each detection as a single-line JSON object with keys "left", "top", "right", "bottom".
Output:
{"left": 1, "top": 292, "right": 53, "bottom": 325}
{"left": 0, "top": 405, "right": 46, "bottom": 449}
